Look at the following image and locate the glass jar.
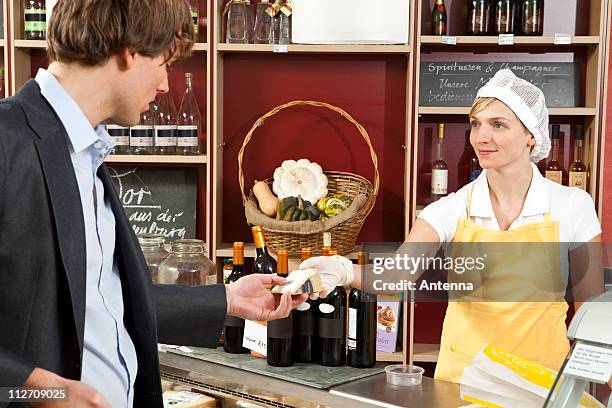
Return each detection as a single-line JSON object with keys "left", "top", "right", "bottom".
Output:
{"left": 158, "top": 239, "right": 217, "bottom": 286}
{"left": 137, "top": 234, "right": 169, "bottom": 283}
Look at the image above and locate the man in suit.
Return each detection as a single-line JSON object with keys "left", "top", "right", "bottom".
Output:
{"left": 0, "top": 1, "right": 306, "bottom": 407}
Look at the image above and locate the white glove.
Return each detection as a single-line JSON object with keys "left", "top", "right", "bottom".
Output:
{"left": 298, "top": 255, "right": 354, "bottom": 299}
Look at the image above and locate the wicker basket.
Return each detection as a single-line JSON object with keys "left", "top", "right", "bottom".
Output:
{"left": 238, "top": 100, "right": 379, "bottom": 256}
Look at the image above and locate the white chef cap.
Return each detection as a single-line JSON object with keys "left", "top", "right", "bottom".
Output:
{"left": 474, "top": 69, "right": 550, "bottom": 162}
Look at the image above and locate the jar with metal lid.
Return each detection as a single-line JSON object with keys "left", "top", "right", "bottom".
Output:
{"left": 137, "top": 233, "right": 169, "bottom": 283}
{"left": 158, "top": 239, "right": 217, "bottom": 286}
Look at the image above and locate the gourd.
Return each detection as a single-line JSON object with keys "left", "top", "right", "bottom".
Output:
{"left": 253, "top": 180, "right": 279, "bottom": 217}
{"left": 277, "top": 196, "right": 321, "bottom": 222}
{"left": 272, "top": 159, "right": 328, "bottom": 204}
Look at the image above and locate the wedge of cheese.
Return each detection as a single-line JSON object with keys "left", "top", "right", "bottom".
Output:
{"left": 271, "top": 268, "right": 323, "bottom": 295}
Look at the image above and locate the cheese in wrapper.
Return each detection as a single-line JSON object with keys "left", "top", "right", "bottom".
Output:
{"left": 163, "top": 391, "right": 216, "bottom": 408}
{"left": 460, "top": 344, "right": 604, "bottom": 408}
{"left": 271, "top": 268, "right": 323, "bottom": 295}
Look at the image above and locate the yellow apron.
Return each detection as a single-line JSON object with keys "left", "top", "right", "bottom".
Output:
{"left": 434, "top": 189, "right": 570, "bottom": 383}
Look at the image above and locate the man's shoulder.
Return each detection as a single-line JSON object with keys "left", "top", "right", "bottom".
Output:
{"left": 0, "top": 97, "right": 28, "bottom": 129}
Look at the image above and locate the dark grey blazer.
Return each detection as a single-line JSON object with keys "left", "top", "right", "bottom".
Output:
{"left": 0, "top": 80, "right": 227, "bottom": 407}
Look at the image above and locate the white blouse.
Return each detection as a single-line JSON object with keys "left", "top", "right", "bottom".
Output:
{"left": 418, "top": 163, "right": 602, "bottom": 244}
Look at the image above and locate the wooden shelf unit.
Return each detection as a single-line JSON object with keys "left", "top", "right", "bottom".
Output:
{"left": 2, "top": 0, "right": 610, "bottom": 373}
{"left": 104, "top": 154, "right": 208, "bottom": 165}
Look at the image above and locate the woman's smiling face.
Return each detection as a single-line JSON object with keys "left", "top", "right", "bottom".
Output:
{"left": 469, "top": 99, "right": 535, "bottom": 170}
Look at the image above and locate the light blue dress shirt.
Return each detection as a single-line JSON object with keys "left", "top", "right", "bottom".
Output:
{"left": 35, "top": 69, "right": 137, "bottom": 408}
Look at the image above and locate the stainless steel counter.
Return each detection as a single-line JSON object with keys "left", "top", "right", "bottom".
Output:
{"left": 159, "top": 351, "right": 466, "bottom": 407}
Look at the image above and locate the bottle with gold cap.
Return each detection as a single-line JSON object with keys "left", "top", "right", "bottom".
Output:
{"left": 223, "top": 242, "right": 249, "bottom": 354}
{"left": 347, "top": 251, "right": 377, "bottom": 368}
{"left": 252, "top": 225, "right": 277, "bottom": 274}
{"left": 267, "top": 249, "right": 293, "bottom": 366}
{"left": 292, "top": 247, "right": 320, "bottom": 363}
{"left": 322, "top": 232, "right": 332, "bottom": 256}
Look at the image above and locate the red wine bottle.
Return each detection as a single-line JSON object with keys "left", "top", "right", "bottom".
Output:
{"left": 223, "top": 242, "right": 249, "bottom": 354}
{"left": 267, "top": 249, "right": 293, "bottom": 366}
{"left": 292, "top": 248, "right": 320, "bottom": 363}
{"left": 318, "top": 285, "right": 347, "bottom": 367}
{"left": 347, "top": 252, "right": 377, "bottom": 368}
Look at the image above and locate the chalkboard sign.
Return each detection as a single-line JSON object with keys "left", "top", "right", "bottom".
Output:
{"left": 419, "top": 62, "right": 579, "bottom": 107}
{"left": 108, "top": 166, "right": 197, "bottom": 240}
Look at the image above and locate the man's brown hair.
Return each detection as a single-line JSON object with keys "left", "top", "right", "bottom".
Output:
{"left": 47, "top": 0, "right": 194, "bottom": 66}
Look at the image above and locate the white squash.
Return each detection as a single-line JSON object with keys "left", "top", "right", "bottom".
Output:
{"left": 272, "top": 159, "right": 328, "bottom": 204}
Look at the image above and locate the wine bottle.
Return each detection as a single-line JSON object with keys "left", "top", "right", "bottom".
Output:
{"left": 267, "top": 249, "right": 293, "bottom": 366}
{"left": 348, "top": 252, "right": 377, "bottom": 368}
{"left": 177, "top": 73, "right": 201, "bottom": 155}
{"left": 546, "top": 124, "right": 563, "bottom": 184}
{"left": 106, "top": 123, "right": 130, "bottom": 155}
{"left": 293, "top": 247, "right": 320, "bottom": 363}
{"left": 468, "top": 0, "right": 491, "bottom": 35}
{"left": 322, "top": 232, "right": 332, "bottom": 256}
{"left": 130, "top": 104, "right": 154, "bottom": 155}
{"left": 154, "top": 90, "right": 177, "bottom": 155}
{"left": 493, "top": 0, "right": 516, "bottom": 35}
{"left": 252, "top": 226, "right": 277, "bottom": 275}
{"left": 223, "top": 242, "right": 249, "bottom": 354}
{"left": 458, "top": 129, "right": 482, "bottom": 186}
{"left": 519, "top": 0, "right": 543, "bottom": 36}
{"left": 250, "top": 225, "right": 276, "bottom": 358}
{"left": 569, "top": 125, "right": 588, "bottom": 190}
{"left": 431, "top": 124, "right": 448, "bottom": 200}
{"left": 318, "top": 285, "right": 347, "bottom": 366}
{"left": 431, "top": 0, "right": 447, "bottom": 36}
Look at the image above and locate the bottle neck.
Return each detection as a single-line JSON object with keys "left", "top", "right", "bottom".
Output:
{"left": 550, "top": 139, "right": 559, "bottom": 161}
{"left": 574, "top": 139, "right": 583, "bottom": 163}
{"left": 436, "top": 138, "right": 445, "bottom": 161}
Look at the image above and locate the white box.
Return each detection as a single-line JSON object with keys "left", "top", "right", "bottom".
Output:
{"left": 292, "top": 0, "right": 409, "bottom": 45}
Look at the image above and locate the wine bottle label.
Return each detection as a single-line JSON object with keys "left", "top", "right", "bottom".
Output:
{"left": 155, "top": 125, "right": 177, "bottom": 147}
{"left": 267, "top": 318, "right": 292, "bottom": 339}
{"left": 191, "top": 10, "right": 199, "bottom": 35}
{"left": 348, "top": 307, "right": 357, "bottom": 340}
{"left": 24, "top": 9, "right": 46, "bottom": 32}
{"left": 295, "top": 315, "right": 315, "bottom": 336}
{"left": 431, "top": 169, "right": 448, "bottom": 194}
{"left": 348, "top": 339, "right": 357, "bottom": 349}
{"left": 296, "top": 302, "right": 311, "bottom": 311}
{"left": 130, "top": 125, "right": 154, "bottom": 146}
{"left": 468, "top": 168, "right": 482, "bottom": 182}
{"left": 319, "top": 303, "right": 335, "bottom": 314}
{"left": 545, "top": 170, "right": 562, "bottom": 184}
{"left": 318, "top": 318, "right": 344, "bottom": 339}
{"left": 177, "top": 126, "right": 199, "bottom": 147}
{"left": 569, "top": 172, "right": 587, "bottom": 190}
{"left": 107, "top": 125, "right": 130, "bottom": 146}
{"left": 224, "top": 315, "right": 245, "bottom": 328}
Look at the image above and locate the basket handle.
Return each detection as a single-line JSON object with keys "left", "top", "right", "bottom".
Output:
{"left": 238, "top": 100, "right": 380, "bottom": 203}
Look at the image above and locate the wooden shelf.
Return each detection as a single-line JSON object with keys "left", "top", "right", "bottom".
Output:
{"left": 216, "top": 242, "right": 360, "bottom": 259}
{"left": 192, "top": 43, "right": 208, "bottom": 52}
{"left": 217, "top": 43, "right": 411, "bottom": 54}
{"left": 104, "top": 154, "right": 208, "bottom": 164}
{"left": 412, "top": 343, "right": 440, "bottom": 363}
{"left": 420, "top": 35, "right": 600, "bottom": 46}
{"left": 14, "top": 39, "right": 46, "bottom": 48}
{"left": 418, "top": 106, "right": 598, "bottom": 116}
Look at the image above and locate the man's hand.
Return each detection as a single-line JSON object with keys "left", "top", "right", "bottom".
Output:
{"left": 26, "top": 367, "right": 111, "bottom": 408}
{"left": 225, "top": 274, "right": 308, "bottom": 321}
